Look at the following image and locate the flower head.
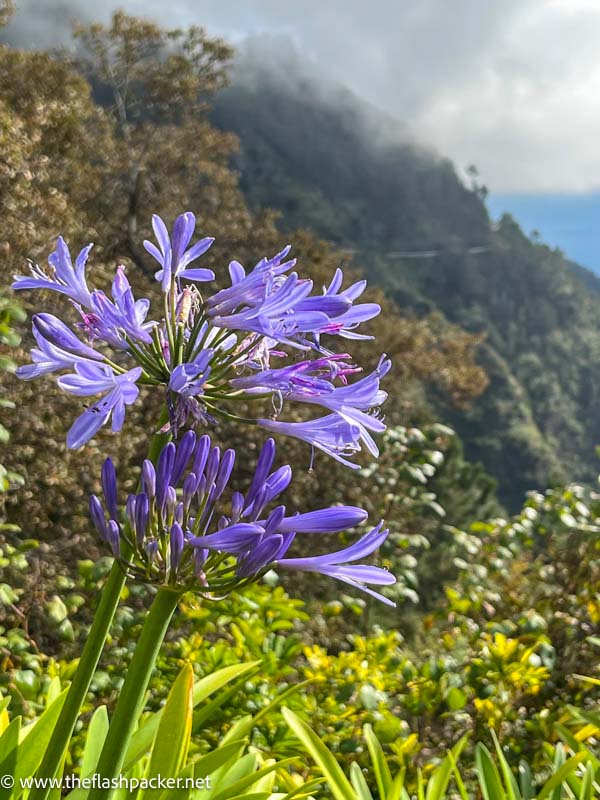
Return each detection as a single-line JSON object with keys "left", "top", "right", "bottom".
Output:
{"left": 14, "top": 212, "right": 388, "bottom": 462}
{"left": 89, "top": 436, "right": 394, "bottom": 604}
{"left": 206, "top": 252, "right": 362, "bottom": 348}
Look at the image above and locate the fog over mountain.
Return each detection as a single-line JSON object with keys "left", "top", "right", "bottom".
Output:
{"left": 3, "top": 0, "right": 600, "bottom": 193}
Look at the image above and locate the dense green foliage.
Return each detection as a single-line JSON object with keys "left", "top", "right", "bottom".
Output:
{"left": 212, "top": 54, "right": 600, "bottom": 509}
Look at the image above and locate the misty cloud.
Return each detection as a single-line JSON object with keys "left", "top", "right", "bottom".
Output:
{"left": 3, "top": 0, "right": 600, "bottom": 192}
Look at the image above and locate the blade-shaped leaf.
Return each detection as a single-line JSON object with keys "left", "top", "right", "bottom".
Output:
{"left": 350, "top": 762, "right": 374, "bottom": 800}
{"left": 210, "top": 759, "right": 295, "bottom": 800}
{"left": 0, "top": 717, "right": 22, "bottom": 800}
{"left": 143, "top": 663, "right": 194, "bottom": 800}
{"left": 219, "top": 682, "right": 308, "bottom": 746}
{"left": 192, "top": 662, "right": 260, "bottom": 706}
{"left": 518, "top": 759, "right": 535, "bottom": 800}
{"left": 283, "top": 708, "right": 356, "bottom": 800}
{"left": 203, "top": 752, "right": 258, "bottom": 800}
{"left": 123, "top": 662, "right": 257, "bottom": 773}
{"left": 538, "top": 753, "right": 589, "bottom": 800}
{"left": 476, "top": 742, "right": 505, "bottom": 800}
{"left": 279, "top": 779, "right": 325, "bottom": 799}
{"left": 490, "top": 730, "right": 521, "bottom": 800}
{"left": 12, "top": 688, "right": 68, "bottom": 795}
{"left": 447, "top": 751, "right": 469, "bottom": 800}
{"left": 82, "top": 706, "right": 110, "bottom": 778}
{"left": 64, "top": 708, "right": 110, "bottom": 800}
{"left": 578, "top": 762, "right": 594, "bottom": 800}
{"left": 364, "top": 724, "right": 392, "bottom": 799}
{"left": 388, "top": 770, "right": 411, "bottom": 800}
{"left": 426, "top": 734, "right": 469, "bottom": 800}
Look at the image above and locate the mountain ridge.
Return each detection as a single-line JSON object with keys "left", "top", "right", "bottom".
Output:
{"left": 210, "top": 59, "right": 600, "bottom": 508}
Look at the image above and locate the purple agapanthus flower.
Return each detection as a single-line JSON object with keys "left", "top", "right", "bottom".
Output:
{"left": 207, "top": 255, "right": 379, "bottom": 349}
{"left": 208, "top": 270, "right": 348, "bottom": 346}
{"left": 168, "top": 348, "right": 213, "bottom": 397}
{"left": 16, "top": 314, "right": 104, "bottom": 380}
{"left": 231, "top": 355, "right": 390, "bottom": 455}
{"left": 206, "top": 248, "right": 357, "bottom": 347}
{"left": 86, "top": 267, "right": 154, "bottom": 347}
{"left": 207, "top": 246, "right": 295, "bottom": 315}
{"left": 89, "top": 435, "right": 394, "bottom": 604}
{"left": 13, "top": 237, "right": 94, "bottom": 308}
{"left": 14, "top": 211, "right": 388, "bottom": 463}
{"left": 58, "top": 363, "right": 142, "bottom": 449}
{"left": 277, "top": 522, "right": 395, "bottom": 606}
{"left": 143, "top": 212, "right": 215, "bottom": 292}
{"left": 318, "top": 268, "right": 381, "bottom": 340}
{"left": 258, "top": 414, "right": 369, "bottom": 468}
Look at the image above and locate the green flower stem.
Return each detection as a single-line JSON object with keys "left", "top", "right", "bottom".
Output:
{"left": 30, "top": 415, "right": 171, "bottom": 800}
{"left": 89, "top": 586, "right": 181, "bottom": 800}
{"left": 28, "top": 560, "right": 128, "bottom": 800}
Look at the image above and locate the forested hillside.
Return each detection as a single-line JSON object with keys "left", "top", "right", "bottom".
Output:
{"left": 212, "top": 50, "right": 600, "bottom": 508}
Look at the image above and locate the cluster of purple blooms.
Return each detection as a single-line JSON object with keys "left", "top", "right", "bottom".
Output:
{"left": 90, "top": 435, "right": 395, "bottom": 605}
{"left": 14, "top": 211, "right": 395, "bottom": 603}
{"left": 14, "top": 212, "right": 389, "bottom": 463}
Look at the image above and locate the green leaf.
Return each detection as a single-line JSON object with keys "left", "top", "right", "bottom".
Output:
{"left": 219, "top": 681, "right": 309, "bottom": 745}
{"left": 388, "top": 770, "right": 411, "bottom": 800}
{"left": 0, "top": 717, "right": 22, "bottom": 800}
{"left": 192, "top": 661, "right": 260, "bottom": 706}
{"left": 578, "top": 762, "right": 594, "bottom": 800}
{"left": 279, "top": 779, "right": 325, "bottom": 800}
{"left": 0, "top": 583, "right": 18, "bottom": 605}
{"left": 11, "top": 689, "right": 68, "bottom": 795}
{"left": 445, "top": 687, "right": 467, "bottom": 711}
{"left": 123, "top": 662, "right": 258, "bottom": 773}
{"left": 178, "top": 740, "right": 247, "bottom": 786}
{"left": 65, "top": 707, "right": 109, "bottom": 800}
{"left": 216, "top": 795, "right": 269, "bottom": 800}
{"left": 283, "top": 708, "right": 356, "bottom": 800}
{"left": 476, "top": 742, "right": 505, "bottom": 800}
{"left": 156, "top": 762, "right": 193, "bottom": 800}
{"left": 143, "top": 663, "right": 194, "bottom": 800}
{"left": 426, "top": 735, "right": 469, "bottom": 800}
{"left": 537, "top": 753, "right": 589, "bottom": 800}
{"left": 447, "top": 751, "right": 469, "bottom": 800}
{"left": 46, "top": 595, "right": 68, "bottom": 624}
{"left": 364, "top": 723, "right": 392, "bottom": 799}
{"left": 350, "top": 762, "right": 374, "bottom": 800}
{"left": 210, "top": 758, "right": 295, "bottom": 800}
{"left": 490, "top": 730, "right": 521, "bottom": 800}
{"left": 204, "top": 752, "right": 258, "bottom": 799}
{"left": 554, "top": 724, "right": 600, "bottom": 770}
{"left": 549, "top": 744, "right": 565, "bottom": 800}
{"left": 192, "top": 674, "right": 255, "bottom": 732}
{"left": 518, "top": 759, "right": 535, "bottom": 800}
{"left": 81, "top": 705, "right": 109, "bottom": 777}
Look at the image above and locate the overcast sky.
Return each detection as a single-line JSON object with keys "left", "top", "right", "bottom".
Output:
{"left": 5, "top": 0, "right": 600, "bottom": 193}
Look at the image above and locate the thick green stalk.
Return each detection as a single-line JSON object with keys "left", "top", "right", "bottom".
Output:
{"left": 28, "top": 560, "right": 127, "bottom": 800}
{"left": 89, "top": 587, "right": 181, "bottom": 800}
